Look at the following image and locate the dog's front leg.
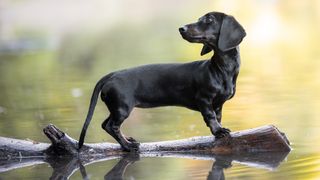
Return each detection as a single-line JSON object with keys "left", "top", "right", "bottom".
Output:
{"left": 198, "top": 102, "right": 230, "bottom": 138}
{"left": 215, "top": 106, "right": 223, "bottom": 124}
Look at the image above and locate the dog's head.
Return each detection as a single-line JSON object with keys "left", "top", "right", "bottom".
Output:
{"left": 179, "top": 12, "right": 246, "bottom": 55}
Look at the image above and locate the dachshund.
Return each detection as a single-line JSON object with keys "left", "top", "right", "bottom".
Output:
{"left": 78, "top": 12, "right": 246, "bottom": 151}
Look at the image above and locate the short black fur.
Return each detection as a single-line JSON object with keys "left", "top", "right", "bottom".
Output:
{"left": 78, "top": 12, "right": 246, "bottom": 151}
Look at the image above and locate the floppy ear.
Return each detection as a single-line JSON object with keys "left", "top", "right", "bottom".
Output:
{"left": 201, "top": 44, "right": 212, "bottom": 56}
{"left": 218, "top": 15, "right": 246, "bottom": 52}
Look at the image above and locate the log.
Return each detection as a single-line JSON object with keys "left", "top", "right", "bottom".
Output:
{"left": 0, "top": 124, "right": 291, "bottom": 179}
{"left": 0, "top": 124, "right": 291, "bottom": 160}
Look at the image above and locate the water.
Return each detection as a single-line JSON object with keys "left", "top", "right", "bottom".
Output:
{"left": 1, "top": 0, "right": 320, "bottom": 179}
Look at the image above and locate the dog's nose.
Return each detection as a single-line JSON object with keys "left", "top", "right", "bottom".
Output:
{"left": 179, "top": 26, "right": 187, "bottom": 33}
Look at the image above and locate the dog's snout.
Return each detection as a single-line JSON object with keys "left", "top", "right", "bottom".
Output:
{"left": 179, "top": 26, "right": 187, "bottom": 33}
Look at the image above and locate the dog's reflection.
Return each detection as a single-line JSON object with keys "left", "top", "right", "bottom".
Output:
{"left": 104, "top": 153, "right": 140, "bottom": 180}
{"left": 102, "top": 152, "right": 289, "bottom": 180}
{"left": 43, "top": 151, "right": 288, "bottom": 179}
{"left": 103, "top": 154, "right": 231, "bottom": 180}
{"left": 207, "top": 156, "right": 233, "bottom": 180}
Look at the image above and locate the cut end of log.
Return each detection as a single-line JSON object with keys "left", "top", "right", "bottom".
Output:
{"left": 43, "top": 124, "right": 65, "bottom": 144}
{"left": 43, "top": 124, "right": 79, "bottom": 156}
{"left": 210, "top": 125, "right": 291, "bottom": 154}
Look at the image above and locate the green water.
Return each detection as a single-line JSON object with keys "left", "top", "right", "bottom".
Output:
{"left": 1, "top": 0, "right": 320, "bottom": 179}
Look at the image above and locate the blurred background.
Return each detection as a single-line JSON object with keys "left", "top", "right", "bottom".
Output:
{"left": 0, "top": 0, "right": 320, "bottom": 179}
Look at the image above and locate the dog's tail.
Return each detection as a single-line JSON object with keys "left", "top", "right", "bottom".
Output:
{"left": 78, "top": 75, "right": 110, "bottom": 149}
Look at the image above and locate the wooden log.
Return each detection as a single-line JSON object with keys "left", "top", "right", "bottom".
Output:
{"left": 0, "top": 124, "right": 290, "bottom": 160}
{"left": 0, "top": 124, "right": 291, "bottom": 178}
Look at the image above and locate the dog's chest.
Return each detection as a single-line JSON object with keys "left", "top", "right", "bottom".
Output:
{"left": 215, "top": 73, "right": 237, "bottom": 102}
{"left": 222, "top": 84, "right": 235, "bottom": 100}
{"left": 214, "top": 81, "right": 233, "bottom": 100}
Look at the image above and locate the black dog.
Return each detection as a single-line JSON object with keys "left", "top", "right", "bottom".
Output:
{"left": 78, "top": 12, "right": 246, "bottom": 151}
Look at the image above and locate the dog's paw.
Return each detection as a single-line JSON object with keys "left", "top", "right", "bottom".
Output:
{"left": 121, "top": 143, "right": 139, "bottom": 152}
{"left": 124, "top": 139, "right": 140, "bottom": 152}
{"left": 128, "top": 143, "right": 140, "bottom": 152}
{"left": 214, "top": 127, "right": 231, "bottom": 139}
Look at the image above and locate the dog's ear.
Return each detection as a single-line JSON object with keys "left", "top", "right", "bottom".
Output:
{"left": 218, "top": 15, "right": 246, "bottom": 52}
{"left": 201, "top": 44, "right": 212, "bottom": 56}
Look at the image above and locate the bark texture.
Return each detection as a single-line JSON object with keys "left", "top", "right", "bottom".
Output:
{"left": 0, "top": 124, "right": 290, "bottom": 159}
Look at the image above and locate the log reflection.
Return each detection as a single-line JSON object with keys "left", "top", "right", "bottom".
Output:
{"left": 0, "top": 151, "right": 289, "bottom": 179}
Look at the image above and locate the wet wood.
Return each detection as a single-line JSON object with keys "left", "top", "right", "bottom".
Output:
{"left": 0, "top": 124, "right": 291, "bottom": 160}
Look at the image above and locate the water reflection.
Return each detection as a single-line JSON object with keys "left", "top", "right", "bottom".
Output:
{"left": 0, "top": 151, "right": 289, "bottom": 179}
{"left": 103, "top": 152, "right": 289, "bottom": 180}
{"left": 207, "top": 158, "right": 231, "bottom": 180}
{"left": 104, "top": 153, "right": 140, "bottom": 180}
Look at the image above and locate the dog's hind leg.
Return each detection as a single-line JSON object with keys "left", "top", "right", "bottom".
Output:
{"left": 102, "top": 109, "right": 139, "bottom": 152}
{"left": 101, "top": 116, "right": 111, "bottom": 132}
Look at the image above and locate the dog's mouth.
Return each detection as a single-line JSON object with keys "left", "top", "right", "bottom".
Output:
{"left": 179, "top": 31, "right": 205, "bottom": 43}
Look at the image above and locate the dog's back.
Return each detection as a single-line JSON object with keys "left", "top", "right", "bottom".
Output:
{"left": 101, "top": 60, "right": 210, "bottom": 109}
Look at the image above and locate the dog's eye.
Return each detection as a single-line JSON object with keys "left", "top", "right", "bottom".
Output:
{"left": 204, "top": 18, "right": 214, "bottom": 24}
